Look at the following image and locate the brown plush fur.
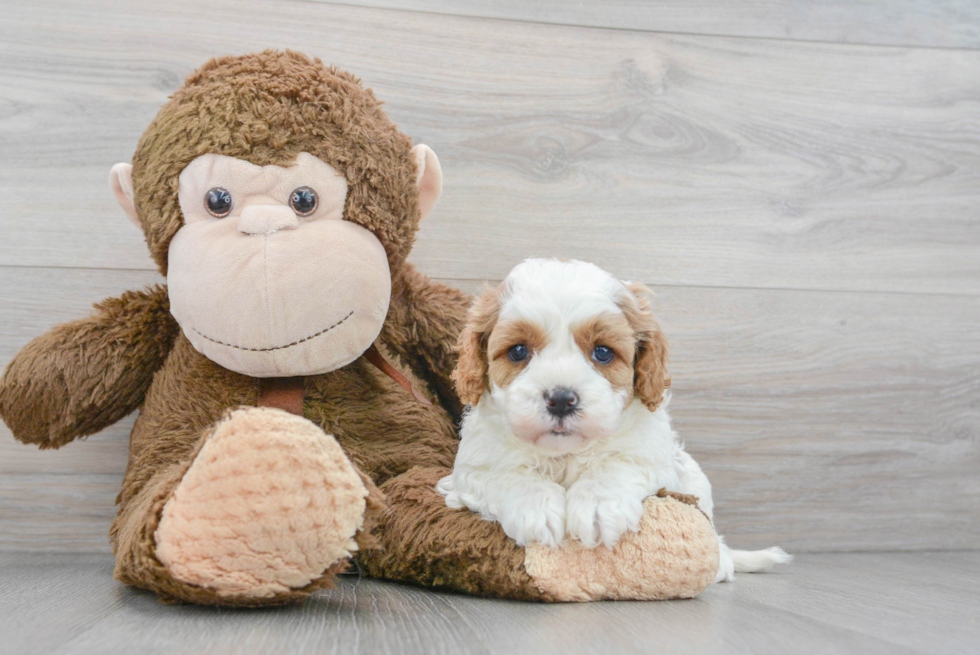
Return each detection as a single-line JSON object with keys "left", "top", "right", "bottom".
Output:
{"left": 657, "top": 487, "right": 704, "bottom": 512}
{"left": 1, "top": 51, "right": 470, "bottom": 605}
{"left": 0, "top": 285, "right": 178, "bottom": 448}
{"left": 357, "top": 467, "right": 557, "bottom": 601}
{"left": 361, "top": 468, "right": 717, "bottom": 602}
{"left": 0, "top": 51, "right": 714, "bottom": 606}
{"left": 382, "top": 263, "right": 470, "bottom": 422}
{"left": 131, "top": 51, "right": 421, "bottom": 276}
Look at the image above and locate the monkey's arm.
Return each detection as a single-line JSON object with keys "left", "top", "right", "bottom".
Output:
{"left": 0, "top": 285, "right": 178, "bottom": 449}
{"left": 383, "top": 263, "right": 472, "bottom": 421}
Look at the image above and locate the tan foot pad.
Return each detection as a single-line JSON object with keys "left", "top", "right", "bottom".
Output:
{"left": 524, "top": 495, "right": 719, "bottom": 601}
{"left": 155, "top": 407, "right": 368, "bottom": 599}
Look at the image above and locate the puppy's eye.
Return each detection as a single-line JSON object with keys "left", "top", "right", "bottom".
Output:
{"left": 507, "top": 344, "right": 529, "bottom": 362}
{"left": 592, "top": 345, "right": 614, "bottom": 364}
{"left": 204, "top": 187, "right": 233, "bottom": 218}
{"left": 289, "top": 186, "right": 318, "bottom": 216}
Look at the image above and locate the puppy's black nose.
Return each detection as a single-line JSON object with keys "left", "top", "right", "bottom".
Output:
{"left": 544, "top": 387, "right": 579, "bottom": 418}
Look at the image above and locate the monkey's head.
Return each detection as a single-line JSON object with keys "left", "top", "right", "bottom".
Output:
{"left": 109, "top": 51, "right": 442, "bottom": 377}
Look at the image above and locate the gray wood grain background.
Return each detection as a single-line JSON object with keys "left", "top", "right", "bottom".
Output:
{"left": 1, "top": 0, "right": 977, "bottom": 554}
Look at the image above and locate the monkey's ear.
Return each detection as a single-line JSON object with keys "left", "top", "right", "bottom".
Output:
{"left": 411, "top": 144, "right": 442, "bottom": 221}
{"left": 109, "top": 163, "right": 140, "bottom": 229}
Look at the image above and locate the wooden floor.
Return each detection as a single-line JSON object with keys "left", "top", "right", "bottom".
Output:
{"left": 2, "top": 551, "right": 978, "bottom": 655}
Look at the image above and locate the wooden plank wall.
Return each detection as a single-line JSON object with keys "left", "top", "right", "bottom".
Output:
{"left": 0, "top": 0, "right": 977, "bottom": 553}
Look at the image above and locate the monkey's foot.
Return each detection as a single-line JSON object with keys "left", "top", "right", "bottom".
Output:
{"left": 358, "top": 468, "right": 719, "bottom": 602}
{"left": 153, "top": 407, "right": 371, "bottom": 602}
{"left": 522, "top": 490, "right": 718, "bottom": 601}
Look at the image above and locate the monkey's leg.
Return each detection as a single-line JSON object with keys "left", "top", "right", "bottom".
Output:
{"left": 111, "top": 407, "right": 382, "bottom": 606}
{"left": 357, "top": 467, "right": 719, "bottom": 602}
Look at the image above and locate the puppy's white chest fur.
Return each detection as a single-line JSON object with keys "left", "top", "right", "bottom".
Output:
{"left": 438, "top": 394, "right": 695, "bottom": 549}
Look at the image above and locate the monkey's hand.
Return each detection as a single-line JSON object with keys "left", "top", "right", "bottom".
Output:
{"left": 0, "top": 285, "right": 177, "bottom": 448}
{"left": 383, "top": 262, "right": 472, "bottom": 420}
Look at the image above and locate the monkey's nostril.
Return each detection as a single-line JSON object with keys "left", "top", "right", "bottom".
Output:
{"left": 237, "top": 206, "right": 301, "bottom": 235}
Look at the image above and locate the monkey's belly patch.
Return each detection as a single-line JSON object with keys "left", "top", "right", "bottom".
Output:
{"left": 191, "top": 310, "right": 354, "bottom": 352}
{"left": 154, "top": 406, "right": 368, "bottom": 599}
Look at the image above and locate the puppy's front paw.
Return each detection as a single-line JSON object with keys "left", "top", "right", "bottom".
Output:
{"left": 566, "top": 485, "right": 645, "bottom": 549}
{"left": 497, "top": 485, "right": 566, "bottom": 548}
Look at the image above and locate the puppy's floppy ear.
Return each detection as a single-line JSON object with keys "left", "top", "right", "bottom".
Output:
{"left": 452, "top": 285, "right": 502, "bottom": 406}
{"left": 621, "top": 282, "right": 671, "bottom": 412}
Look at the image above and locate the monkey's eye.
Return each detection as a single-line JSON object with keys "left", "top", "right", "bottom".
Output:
{"left": 508, "top": 344, "right": 529, "bottom": 362}
{"left": 592, "top": 345, "right": 614, "bottom": 364}
{"left": 289, "top": 186, "right": 318, "bottom": 216}
{"left": 204, "top": 187, "right": 233, "bottom": 218}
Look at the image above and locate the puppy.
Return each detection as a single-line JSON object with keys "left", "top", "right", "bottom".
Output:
{"left": 437, "top": 258, "right": 790, "bottom": 582}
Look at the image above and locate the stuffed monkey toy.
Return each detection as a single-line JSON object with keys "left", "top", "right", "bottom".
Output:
{"left": 0, "top": 51, "right": 718, "bottom": 606}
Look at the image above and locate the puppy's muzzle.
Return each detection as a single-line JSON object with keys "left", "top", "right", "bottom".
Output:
{"left": 544, "top": 387, "right": 579, "bottom": 419}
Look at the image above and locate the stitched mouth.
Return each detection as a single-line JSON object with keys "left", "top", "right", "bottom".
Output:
{"left": 192, "top": 310, "right": 354, "bottom": 352}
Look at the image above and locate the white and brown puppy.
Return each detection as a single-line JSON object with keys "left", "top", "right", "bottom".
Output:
{"left": 437, "top": 258, "right": 790, "bottom": 582}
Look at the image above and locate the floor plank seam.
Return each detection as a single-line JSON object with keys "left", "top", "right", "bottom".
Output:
{"left": 4, "top": 264, "right": 979, "bottom": 300}
{"left": 307, "top": 0, "right": 980, "bottom": 53}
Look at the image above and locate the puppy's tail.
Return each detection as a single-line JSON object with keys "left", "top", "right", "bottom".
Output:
{"left": 716, "top": 538, "right": 792, "bottom": 583}
{"left": 732, "top": 546, "right": 793, "bottom": 573}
